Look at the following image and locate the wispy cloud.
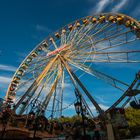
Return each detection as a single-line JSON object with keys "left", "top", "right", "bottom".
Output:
{"left": 89, "top": 0, "right": 110, "bottom": 14}
{"left": 36, "top": 24, "right": 52, "bottom": 33}
{"left": 88, "top": 102, "right": 109, "bottom": 116}
{"left": 0, "top": 76, "right": 11, "bottom": 84}
{"left": 95, "top": 95, "right": 108, "bottom": 104}
{"left": 88, "top": 0, "right": 130, "bottom": 15}
{"left": 112, "top": 0, "right": 129, "bottom": 12}
{"left": 0, "top": 64, "right": 17, "bottom": 72}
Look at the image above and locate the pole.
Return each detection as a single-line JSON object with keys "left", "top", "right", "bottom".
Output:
{"left": 106, "top": 113, "right": 115, "bottom": 140}
{"left": 33, "top": 118, "right": 37, "bottom": 139}
{"left": 80, "top": 95, "right": 86, "bottom": 137}
{"left": 80, "top": 97, "right": 86, "bottom": 137}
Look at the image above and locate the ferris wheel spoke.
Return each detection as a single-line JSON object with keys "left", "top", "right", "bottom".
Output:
{"left": 49, "top": 37, "right": 58, "bottom": 49}
{"left": 59, "top": 71, "right": 65, "bottom": 116}
{"left": 95, "top": 25, "right": 125, "bottom": 41}
{"left": 19, "top": 67, "right": 58, "bottom": 114}
{"left": 16, "top": 70, "right": 52, "bottom": 97}
{"left": 66, "top": 22, "right": 80, "bottom": 43}
{"left": 31, "top": 70, "right": 58, "bottom": 113}
{"left": 14, "top": 56, "right": 59, "bottom": 113}
{"left": 66, "top": 58, "right": 128, "bottom": 91}
{"left": 89, "top": 22, "right": 114, "bottom": 39}
{"left": 73, "top": 29, "right": 138, "bottom": 57}
{"left": 121, "top": 97, "right": 132, "bottom": 108}
{"left": 68, "top": 18, "right": 101, "bottom": 46}
{"left": 16, "top": 77, "right": 34, "bottom": 91}
{"left": 22, "top": 57, "right": 58, "bottom": 79}
{"left": 96, "top": 38, "right": 138, "bottom": 53}
{"left": 59, "top": 56, "right": 104, "bottom": 115}
{"left": 35, "top": 68, "right": 58, "bottom": 97}
{"left": 69, "top": 23, "right": 95, "bottom": 45}
{"left": 72, "top": 22, "right": 111, "bottom": 47}
{"left": 68, "top": 23, "right": 124, "bottom": 56}
{"left": 61, "top": 32, "right": 67, "bottom": 45}
{"left": 69, "top": 25, "right": 90, "bottom": 44}
{"left": 80, "top": 22, "right": 113, "bottom": 45}
{"left": 106, "top": 72, "right": 140, "bottom": 113}
{"left": 73, "top": 28, "right": 136, "bottom": 54}
{"left": 95, "top": 28, "right": 137, "bottom": 46}
{"left": 23, "top": 63, "right": 47, "bottom": 77}
{"left": 93, "top": 24, "right": 126, "bottom": 41}
{"left": 28, "top": 47, "right": 53, "bottom": 66}
{"left": 29, "top": 55, "right": 53, "bottom": 65}
{"left": 74, "top": 50, "right": 140, "bottom": 63}
{"left": 41, "top": 64, "right": 63, "bottom": 112}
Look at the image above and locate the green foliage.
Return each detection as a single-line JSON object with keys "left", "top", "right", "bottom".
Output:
{"left": 49, "top": 115, "right": 82, "bottom": 123}
{"left": 58, "top": 115, "right": 82, "bottom": 123}
{"left": 125, "top": 107, "right": 140, "bottom": 136}
{"left": 49, "top": 107, "right": 140, "bottom": 137}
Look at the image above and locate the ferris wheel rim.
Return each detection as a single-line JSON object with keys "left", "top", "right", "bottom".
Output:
{"left": 5, "top": 12, "right": 140, "bottom": 117}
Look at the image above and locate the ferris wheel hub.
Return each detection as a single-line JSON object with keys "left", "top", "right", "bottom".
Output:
{"left": 47, "top": 44, "right": 68, "bottom": 57}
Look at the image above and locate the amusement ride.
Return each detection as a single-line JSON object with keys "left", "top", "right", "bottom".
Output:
{"left": 1, "top": 12, "right": 140, "bottom": 139}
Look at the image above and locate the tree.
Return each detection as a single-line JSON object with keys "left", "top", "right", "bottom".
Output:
{"left": 125, "top": 107, "right": 140, "bottom": 137}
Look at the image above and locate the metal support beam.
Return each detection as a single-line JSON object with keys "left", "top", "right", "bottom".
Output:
{"left": 59, "top": 55, "right": 104, "bottom": 115}
{"left": 39, "top": 64, "right": 63, "bottom": 115}
{"left": 14, "top": 55, "right": 58, "bottom": 113}
{"left": 106, "top": 71, "right": 140, "bottom": 113}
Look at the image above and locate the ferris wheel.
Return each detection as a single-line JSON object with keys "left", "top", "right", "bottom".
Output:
{"left": 5, "top": 13, "right": 140, "bottom": 118}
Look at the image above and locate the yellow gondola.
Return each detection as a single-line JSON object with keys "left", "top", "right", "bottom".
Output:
{"left": 21, "top": 63, "right": 28, "bottom": 70}
{"left": 108, "top": 15, "right": 115, "bottom": 22}
{"left": 42, "top": 41, "right": 48, "bottom": 47}
{"left": 38, "top": 46, "right": 43, "bottom": 51}
{"left": 31, "top": 52, "right": 38, "bottom": 57}
{"left": 68, "top": 25, "right": 73, "bottom": 31}
{"left": 116, "top": 15, "right": 124, "bottom": 24}
{"left": 125, "top": 20, "right": 134, "bottom": 27}
{"left": 62, "top": 29, "right": 66, "bottom": 34}
{"left": 82, "top": 19, "right": 89, "bottom": 25}
{"left": 49, "top": 37, "right": 54, "bottom": 42}
{"left": 92, "top": 17, "right": 97, "bottom": 23}
{"left": 55, "top": 33, "right": 60, "bottom": 38}
{"left": 98, "top": 15, "right": 105, "bottom": 22}
{"left": 76, "top": 22, "right": 80, "bottom": 27}
{"left": 13, "top": 76, "right": 20, "bottom": 81}
{"left": 17, "top": 69, "right": 24, "bottom": 76}
{"left": 26, "top": 57, "right": 32, "bottom": 63}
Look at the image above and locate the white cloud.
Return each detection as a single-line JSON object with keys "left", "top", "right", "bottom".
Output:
{"left": 112, "top": 0, "right": 129, "bottom": 12}
{"left": 0, "top": 64, "right": 17, "bottom": 72}
{"left": 80, "top": 102, "right": 110, "bottom": 116}
{"left": 0, "top": 76, "right": 11, "bottom": 84}
{"left": 89, "top": 103, "right": 109, "bottom": 111}
{"left": 95, "top": 95, "right": 108, "bottom": 103}
{"left": 99, "top": 104, "right": 109, "bottom": 110}
{"left": 89, "top": 0, "right": 110, "bottom": 14}
{"left": 36, "top": 24, "right": 52, "bottom": 33}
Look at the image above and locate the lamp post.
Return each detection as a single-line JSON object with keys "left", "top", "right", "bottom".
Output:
{"left": 74, "top": 96, "right": 86, "bottom": 137}
{"left": 74, "top": 101, "right": 81, "bottom": 115}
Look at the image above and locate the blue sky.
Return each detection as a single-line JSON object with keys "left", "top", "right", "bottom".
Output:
{"left": 0, "top": 0, "right": 140, "bottom": 116}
